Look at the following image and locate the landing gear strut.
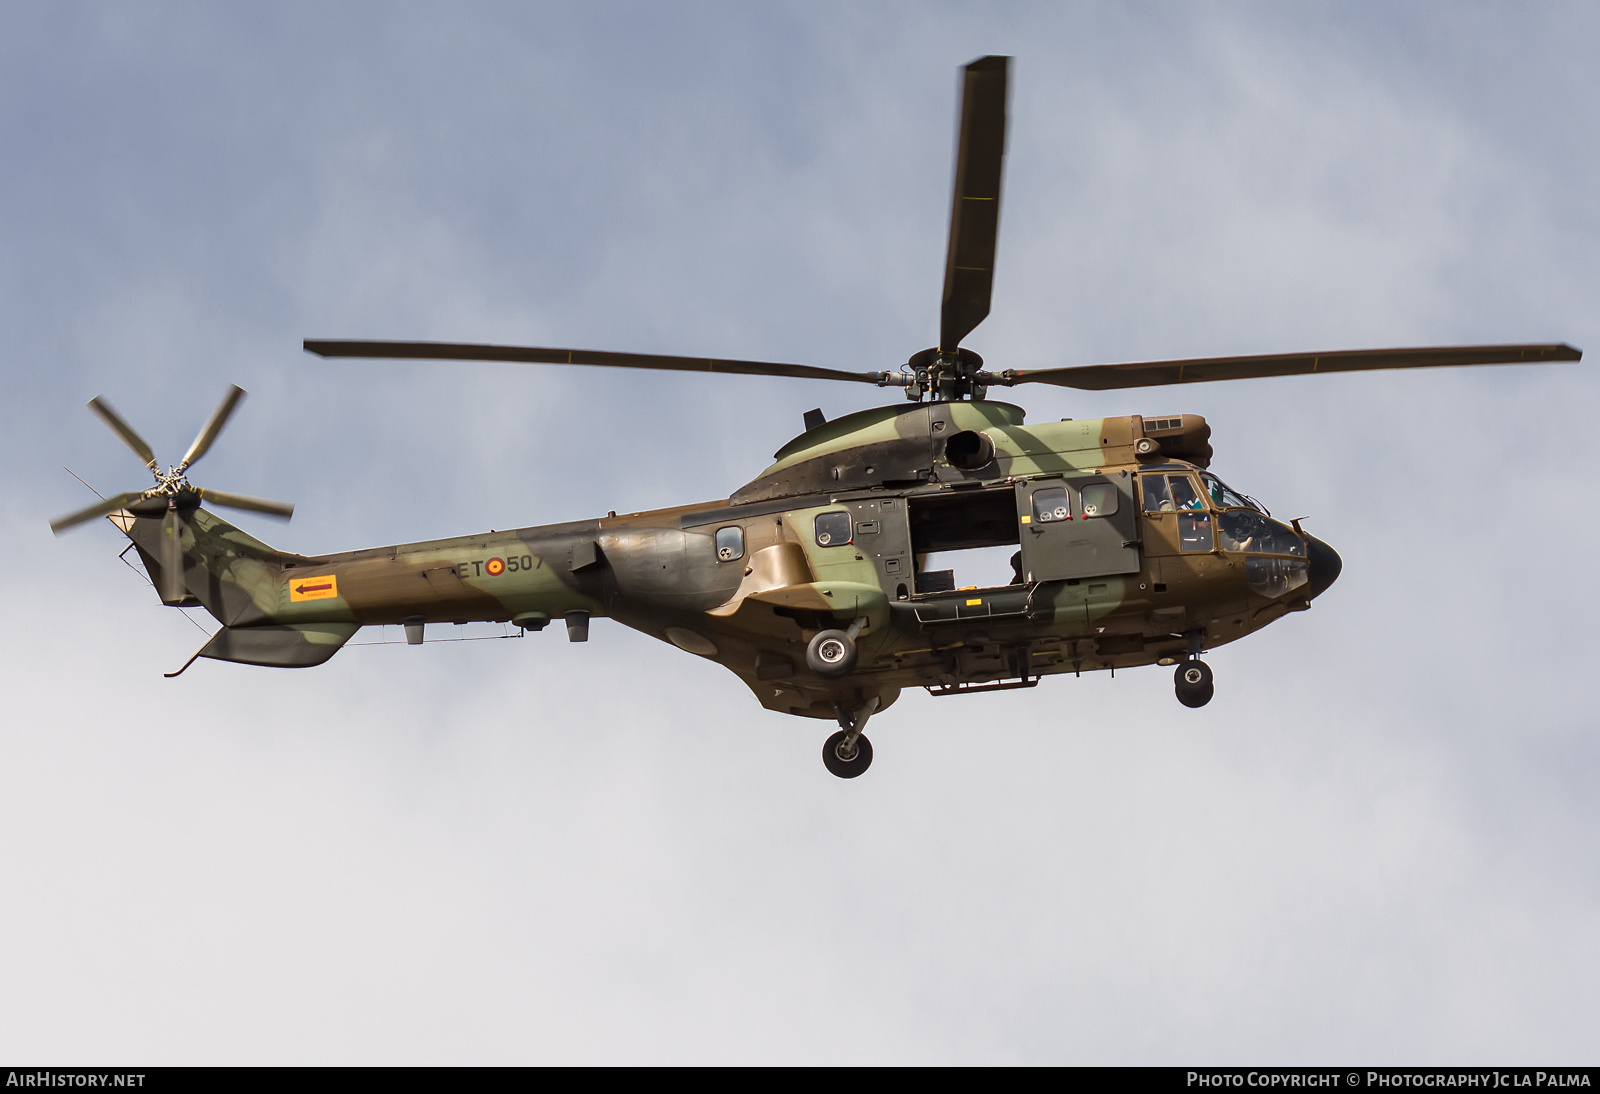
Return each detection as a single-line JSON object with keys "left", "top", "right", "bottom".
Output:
{"left": 823, "top": 696, "right": 878, "bottom": 778}
{"left": 1174, "top": 658, "right": 1214, "bottom": 708}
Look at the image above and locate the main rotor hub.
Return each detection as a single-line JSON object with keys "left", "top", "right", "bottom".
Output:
{"left": 149, "top": 466, "right": 195, "bottom": 497}
{"left": 904, "top": 347, "right": 992, "bottom": 402}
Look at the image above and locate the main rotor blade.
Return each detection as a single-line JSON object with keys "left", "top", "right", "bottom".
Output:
{"left": 197, "top": 488, "right": 294, "bottom": 520}
{"left": 180, "top": 384, "right": 246, "bottom": 470}
{"left": 87, "top": 397, "right": 159, "bottom": 472}
{"left": 304, "top": 340, "right": 892, "bottom": 385}
{"left": 1002, "top": 343, "right": 1583, "bottom": 391}
{"left": 49, "top": 491, "right": 149, "bottom": 535}
{"left": 160, "top": 504, "right": 185, "bottom": 604}
{"left": 939, "top": 55, "right": 1009, "bottom": 354}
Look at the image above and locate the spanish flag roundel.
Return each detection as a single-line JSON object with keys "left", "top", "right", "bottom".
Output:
{"left": 485, "top": 557, "right": 506, "bottom": 576}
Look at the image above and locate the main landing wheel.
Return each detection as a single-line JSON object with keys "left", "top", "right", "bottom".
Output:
{"left": 823, "top": 729, "right": 873, "bottom": 779}
{"left": 1174, "top": 659, "right": 1214, "bottom": 708}
{"left": 806, "top": 629, "right": 858, "bottom": 678}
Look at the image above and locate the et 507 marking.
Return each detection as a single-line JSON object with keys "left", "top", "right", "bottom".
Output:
{"left": 456, "top": 555, "right": 535, "bottom": 578}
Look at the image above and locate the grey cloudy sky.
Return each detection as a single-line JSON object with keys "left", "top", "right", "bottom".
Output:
{"left": 2, "top": 2, "right": 1596, "bottom": 1063}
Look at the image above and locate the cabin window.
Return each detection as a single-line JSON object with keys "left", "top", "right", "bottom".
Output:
{"left": 715, "top": 526, "right": 744, "bottom": 562}
{"left": 1080, "top": 483, "right": 1119, "bottom": 518}
{"left": 814, "top": 511, "right": 853, "bottom": 547}
{"left": 1031, "top": 486, "right": 1071, "bottom": 523}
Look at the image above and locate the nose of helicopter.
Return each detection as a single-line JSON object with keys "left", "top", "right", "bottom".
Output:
{"left": 1305, "top": 535, "right": 1342, "bottom": 600}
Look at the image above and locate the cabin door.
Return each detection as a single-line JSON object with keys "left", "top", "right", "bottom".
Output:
{"left": 1014, "top": 473, "right": 1141, "bottom": 583}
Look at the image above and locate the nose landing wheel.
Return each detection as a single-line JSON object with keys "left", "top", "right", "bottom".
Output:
{"left": 1174, "top": 659, "right": 1214, "bottom": 708}
{"left": 823, "top": 696, "right": 879, "bottom": 778}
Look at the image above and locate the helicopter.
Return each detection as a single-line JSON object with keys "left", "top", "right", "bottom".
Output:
{"left": 53, "top": 55, "right": 1580, "bottom": 778}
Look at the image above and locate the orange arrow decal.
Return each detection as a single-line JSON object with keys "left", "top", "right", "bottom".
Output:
{"left": 289, "top": 574, "right": 339, "bottom": 602}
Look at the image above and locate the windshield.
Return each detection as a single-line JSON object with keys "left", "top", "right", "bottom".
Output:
{"left": 1216, "top": 510, "right": 1305, "bottom": 557}
{"left": 1200, "top": 472, "right": 1259, "bottom": 512}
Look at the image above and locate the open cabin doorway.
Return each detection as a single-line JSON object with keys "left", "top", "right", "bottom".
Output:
{"left": 907, "top": 487, "right": 1021, "bottom": 595}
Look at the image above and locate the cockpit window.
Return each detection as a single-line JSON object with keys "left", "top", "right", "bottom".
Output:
{"left": 1141, "top": 474, "right": 1173, "bottom": 512}
{"left": 1178, "top": 513, "right": 1213, "bottom": 552}
{"left": 1200, "top": 472, "right": 1257, "bottom": 511}
{"left": 1142, "top": 473, "right": 1206, "bottom": 512}
{"left": 1217, "top": 510, "right": 1305, "bottom": 556}
{"left": 1246, "top": 557, "right": 1310, "bottom": 598}
{"left": 1169, "top": 475, "right": 1204, "bottom": 511}
{"left": 1144, "top": 472, "right": 1217, "bottom": 551}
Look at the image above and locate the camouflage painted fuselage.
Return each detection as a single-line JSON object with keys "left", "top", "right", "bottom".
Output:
{"left": 121, "top": 401, "right": 1338, "bottom": 718}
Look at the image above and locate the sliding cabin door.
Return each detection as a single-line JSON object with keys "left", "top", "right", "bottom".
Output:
{"left": 1014, "top": 474, "right": 1140, "bottom": 583}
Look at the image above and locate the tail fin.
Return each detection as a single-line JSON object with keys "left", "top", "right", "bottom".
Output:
{"left": 113, "top": 505, "right": 286, "bottom": 628}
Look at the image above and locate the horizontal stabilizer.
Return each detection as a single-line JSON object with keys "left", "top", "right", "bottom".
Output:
{"left": 198, "top": 623, "right": 360, "bottom": 668}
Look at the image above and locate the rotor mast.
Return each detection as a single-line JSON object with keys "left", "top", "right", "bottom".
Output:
{"left": 917, "top": 55, "right": 1009, "bottom": 402}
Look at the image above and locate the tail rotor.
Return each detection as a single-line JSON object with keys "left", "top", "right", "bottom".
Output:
{"left": 52, "top": 386, "right": 294, "bottom": 605}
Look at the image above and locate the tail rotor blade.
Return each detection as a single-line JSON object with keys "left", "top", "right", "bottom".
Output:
{"left": 87, "top": 398, "right": 159, "bottom": 472}
{"left": 199, "top": 488, "right": 294, "bottom": 520}
{"left": 940, "top": 55, "right": 1009, "bottom": 353}
{"left": 160, "top": 503, "right": 186, "bottom": 604}
{"left": 180, "top": 385, "right": 246, "bottom": 470}
{"left": 49, "top": 491, "right": 149, "bottom": 535}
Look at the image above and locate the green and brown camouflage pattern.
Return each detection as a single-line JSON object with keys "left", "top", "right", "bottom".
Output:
{"left": 110, "top": 401, "right": 1336, "bottom": 719}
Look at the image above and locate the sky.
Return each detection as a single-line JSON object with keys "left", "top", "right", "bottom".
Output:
{"left": 1, "top": 1, "right": 1597, "bottom": 1064}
